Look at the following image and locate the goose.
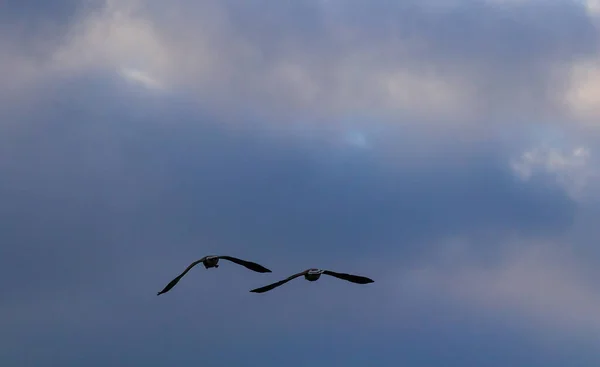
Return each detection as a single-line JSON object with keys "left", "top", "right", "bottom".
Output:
{"left": 249, "top": 268, "right": 374, "bottom": 293}
{"left": 157, "top": 255, "right": 272, "bottom": 296}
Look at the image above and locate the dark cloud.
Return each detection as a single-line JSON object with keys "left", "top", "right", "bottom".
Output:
{"left": 193, "top": 0, "right": 600, "bottom": 117}
{"left": 0, "top": 75, "right": 576, "bottom": 324}
{"left": 3, "top": 77, "right": 576, "bottom": 285}
{"left": 0, "top": 0, "right": 102, "bottom": 57}
{"left": 219, "top": 0, "right": 598, "bottom": 64}
{"left": 1, "top": 1, "right": 599, "bottom": 365}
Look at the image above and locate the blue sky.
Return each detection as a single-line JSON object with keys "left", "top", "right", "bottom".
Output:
{"left": 3, "top": 0, "right": 600, "bottom": 365}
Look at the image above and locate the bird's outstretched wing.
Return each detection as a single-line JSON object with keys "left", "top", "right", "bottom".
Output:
{"left": 157, "top": 257, "right": 207, "bottom": 296}
{"left": 323, "top": 270, "right": 374, "bottom": 284}
{"left": 218, "top": 256, "right": 272, "bottom": 273}
{"left": 249, "top": 270, "right": 309, "bottom": 293}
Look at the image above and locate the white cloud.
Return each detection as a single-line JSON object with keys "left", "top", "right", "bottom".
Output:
{"left": 565, "top": 60, "right": 600, "bottom": 122}
{"left": 585, "top": 0, "right": 600, "bottom": 16}
{"left": 406, "top": 242, "right": 600, "bottom": 334}
{"left": 119, "top": 67, "right": 164, "bottom": 90}
{"left": 2, "top": 0, "right": 600, "bottom": 127}
{"left": 51, "top": 0, "right": 172, "bottom": 78}
{"left": 511, "top": 144, "right": 595, "bottom": 200}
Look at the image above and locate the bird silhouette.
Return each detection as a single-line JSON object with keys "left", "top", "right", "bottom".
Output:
{"left": 157, "top": 255, "right": 272, "bottom": 295}
{"left": 249, "top": 268, "right": 373, "bottom": 293}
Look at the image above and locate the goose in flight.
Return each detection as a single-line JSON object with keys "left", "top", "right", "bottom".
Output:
{"left": 249, "top": 268, "right": 374, "bottom": 293}
{"left": 157, "top": 255, "right": 272, "bottom": 296}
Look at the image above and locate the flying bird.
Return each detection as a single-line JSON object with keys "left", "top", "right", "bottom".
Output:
{"left": 249, "top": 268, "right": 374, "bottom": 293}
{"left": 157, "top": 255, "right": 272, "bottom": 296}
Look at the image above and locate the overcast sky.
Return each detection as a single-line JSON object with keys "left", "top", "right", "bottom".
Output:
{"left": 3, "top": 0, "right": 600, "bottom": 366}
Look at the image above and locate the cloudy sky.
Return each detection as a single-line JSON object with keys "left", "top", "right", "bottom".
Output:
{"left": 3, "top": 0, "right": 600, "bottom": 365}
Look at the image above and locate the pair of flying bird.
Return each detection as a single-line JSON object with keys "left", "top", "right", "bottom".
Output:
{"left": 157, "top": 255, "right": 374, "bottom": 296}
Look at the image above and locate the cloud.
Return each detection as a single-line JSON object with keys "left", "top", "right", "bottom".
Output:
{"left": 0, "top": 75, "right": 577, "bottom": 334}
{"left": 406, "top": 241, "right": 600, "bottom": 336}
{"left": 511, "top": 144, "right": 596, "bottom": 199}
{"left": 2, "top": 0, "right": 600, "bottom": 125}
{"left": 118, "top": 67, "right": 164, "bottom": 90}
{"left": 565, "top": 58, "right": 600, "bottom": 121}
{"left": 4, "top": 1, "right": 600, "bottom": 366}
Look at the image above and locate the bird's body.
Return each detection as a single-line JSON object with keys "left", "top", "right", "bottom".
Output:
{"left": 157, "top": 255, "right": 271, "bottom": 296}
{"left": 250, "top": 268, "right": 373, "bottom": 293}
{"left": 203, "top": 255, "right": 220, "bottom": 269}
{"left": 304, "top": 268, "right": 324, "bottom": 281}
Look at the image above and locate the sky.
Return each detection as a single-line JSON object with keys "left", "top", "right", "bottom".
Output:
{"left": 3, "top": 0, "right": 600, "bottom": 365}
